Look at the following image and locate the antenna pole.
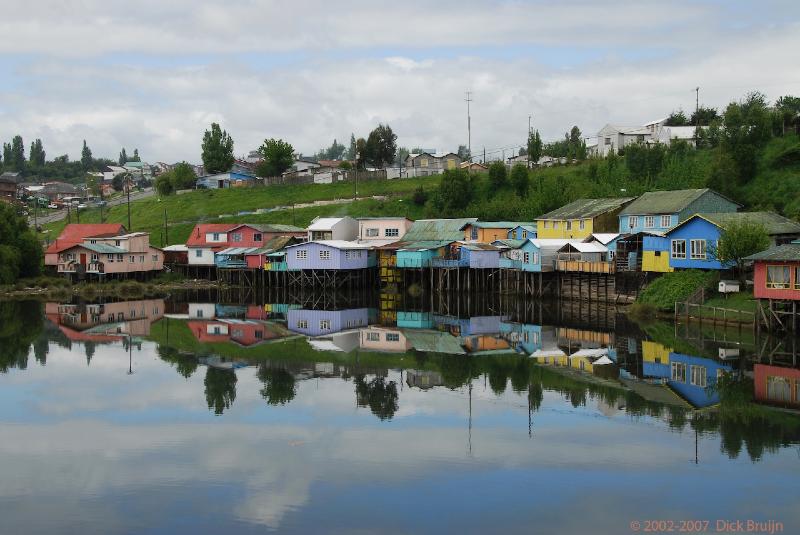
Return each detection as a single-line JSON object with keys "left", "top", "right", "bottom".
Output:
{"left": 465, "top": 90, "right": 473, "bottom": 158}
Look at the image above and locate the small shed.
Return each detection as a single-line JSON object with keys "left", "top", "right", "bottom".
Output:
{"left": 162, "top": 244, "right": 189, "bottom": 265}
{"left": 285, "top": 240, "right": 374, "bottom": 271}
{"left": 396, "top": 241, "right": 454, "bottom": 268}
{"left": 718, "top": 280, "right": 740, "bottom": 294}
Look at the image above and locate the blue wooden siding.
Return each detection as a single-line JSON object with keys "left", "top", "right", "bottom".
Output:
{"left": 496, "top": 241, "right": 542, "bottom": 271}
{"left": 287, "top": 308, "right": 370, "bottom": 336}
{"left": 499, "top": 322, "right": 542, "bottom": 354}
{"left": 285, "top": 242, "right": 373, "bottom": 271}
{"left": 666, "top": 218, "right": 725, "bottom": 270}
{"left": 507, "top": 225, "right": 537, "bottom": 240}
{"left": 397, "top": 248, "right": 443, "bottom": 268}
{"left": 397, "top": 311, "right": 434, "bottom": 329}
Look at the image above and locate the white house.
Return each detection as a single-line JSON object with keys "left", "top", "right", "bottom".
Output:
{"left": 655, "top": 126, "right": 704, "bottom": 147}
{"left": 403, "top": 152, "right": 462, "bottom": 177}
{"left": 596, "top": 124, "right": 654, "bottom": 157}
{"left": 306, "top": 216, "right": 359, "bottom": 241}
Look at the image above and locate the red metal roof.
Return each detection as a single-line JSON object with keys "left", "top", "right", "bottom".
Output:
{"left": 185, "top": 223, "right": 238, "bottom": 247}
{"left": 45, "top": 223, "right": 126, "bottom": 254}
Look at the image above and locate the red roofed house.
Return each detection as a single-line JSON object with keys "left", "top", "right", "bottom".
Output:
{"left": 56, "top": 232, "right": 163, "bottom": 279}
{"left": 45, "top": 223, "right": 127, "bottom": 269}
{"left": 186, "top": 223, "right": 238, "bottom": 266}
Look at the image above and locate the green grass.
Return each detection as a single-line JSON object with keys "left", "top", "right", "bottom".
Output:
{"left": 42, "top": 176, "right": 439, "bottom": 247}
{"left": 695, "top": 291, "right": 758, "bottom": 322}
{"left": 636, "top": 270, "right": 718, "bottom": 311}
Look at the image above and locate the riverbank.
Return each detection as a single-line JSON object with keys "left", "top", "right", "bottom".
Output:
{"left": 0, "top": 276, "right": 223, "bottom": 301}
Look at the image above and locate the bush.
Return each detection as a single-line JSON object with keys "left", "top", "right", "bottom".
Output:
{"left": 636, "top": 270, "right": 717, "bottom": 311}
{"left": 627, "top": 302, "right": 658, "bottom": 322}
{"left": 411, "top": 185, "right": 428, "bottom": 206}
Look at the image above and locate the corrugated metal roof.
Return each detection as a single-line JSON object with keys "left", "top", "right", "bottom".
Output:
{"left": 537, "top": 198, "right": 634, "bottom": 220}
{"left": 589, "top": 233, "right": 620, "bottom": 244}
{"left": 463, "top": 221, "right": 535, "bottom": 230}
{"left": 620, "top": 189, "right": 727, "bottom": 215}
{"left": 77, "top": 243, "right": 126, "bottom": 254}
{"left": 217, "top": 247, "right": 262, "bottom": 255}
{"left": 231, "top": 223, "right": 304, "bottom": 233}
{"left": 671, "top": 212, "right": 800, "bottom": 236}
{"left": 403, "top": 330, "right": 465, "bottom": 354}
{"left": 307, "top": 217, "right": 353, "bottom": 231}
{"left": 397, "top": 240, "right": 454, "bottom": 252}
{"left": 493, "top": 239, "right": 526, "bottom": 249}
{"left": 559, "top": 242, "right": 608, "bottom": 253}
{"left": 461, "top": 243, "right": 501, "bottom": 251}
{"left": 402, "top": 218, "right": 478, "bottom": 242}
{"left": 745, "top": 243, "right": 800, "bottom": 262}
{"left": 286, "top": 240, "right": 371, "bottom": 250}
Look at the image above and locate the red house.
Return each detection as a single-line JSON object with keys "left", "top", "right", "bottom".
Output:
{"left": 186, "top": 223, "right": 305, "bottom": 266}
{"left": 746, "top": 243, "right": 800, "bottom": 301}
{"left": 45, "top": 223, "right": 127, "bottom": 268}
{"left": 227, "top": 223, "right": 306, "bottom": 247}
{"left": 754, "top": 363, "right": 800, "bottom": 409}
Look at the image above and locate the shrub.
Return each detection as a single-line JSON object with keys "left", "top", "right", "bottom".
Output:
{"left": 636, "top": 270, "right": 717, "bottom": 311}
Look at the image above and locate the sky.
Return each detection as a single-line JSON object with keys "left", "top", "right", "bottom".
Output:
{"left": 0, "top": 0, "right": 799, "bottom": 164}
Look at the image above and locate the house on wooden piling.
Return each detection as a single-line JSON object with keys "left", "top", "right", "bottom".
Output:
{"left": 641, "top": 352, "right": 733, "bottom": 408}
{"left": 494, "top": 239, "right": 541, "bottom": 271}
{"left": 162, "top": 244, "right": 189, "bottom": 265}
{"left": 390, "top": 218, "right": 479, "bottom": 270}
{"left": 45, "top": 223, "right": 127, "bottom": 268}
{"left": 228, "top": 223, "right": 306, "bottom": 245}
{"left": 287, "top": 307, "right": 371, "bottom": 337}
{"left": 618, "top": 188, "right": 740, "bottom": 234}
{"left": 507, "top": 224, "right": 537, "bottom": 240}
{"left": 745, "top": 243, "right": 800, "bottom": 301}
{"left": 461, "top": 221, "right": 535, "bottom": 243}
{"left": 536, "top": 197, "right": 634, "bottom": 240}
{"left": 396, "top": 241, "right": 454, "bottom": 268}
{"left": 666, "top": 212, "right": 800, "bottom": 270}
{"left": 306, "top": 216, "right": 358, "bottom": 241}
{"left": 242, "top": 236, "right": 303, "bottom": 269}
{"left": 430, "top": 242, "right": 502, "bottom": 269}
{"left": 754, "top": 363, "right": 800, "bottom": 409}
{"left": 615, "top": 231, "right": 672, "bottom": 272}
{"left": 186, "top": 223, "right": 238, "bottom": 266}
{"left": 56, "top": 232, "right": 163, "bottom": 279}
{"left": 284, "top": 240, "right": 375, "bottom": 271}
{"left": 359, "top": 326, "right": 412, "bottom": 353}
{"left": 556, "top": 241, "right": 614, "bottom": 273}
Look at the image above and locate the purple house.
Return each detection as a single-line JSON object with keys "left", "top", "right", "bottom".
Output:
{"left": 285, "top": 240, "right": 376, "bottom": 271}
{"left": 287, "top": 308, "right": 371, "bottom": 336}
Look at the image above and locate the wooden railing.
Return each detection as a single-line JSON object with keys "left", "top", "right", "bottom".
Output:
{"left": 674, "top": 301, "right": 756, "bottom": 327}
{"left": 556, "top": 260, "right": 615, "bottom": 274}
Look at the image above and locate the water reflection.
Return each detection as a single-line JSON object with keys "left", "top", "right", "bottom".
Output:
{"left": 1, "top": 296, "right": 800, "bottom": 532}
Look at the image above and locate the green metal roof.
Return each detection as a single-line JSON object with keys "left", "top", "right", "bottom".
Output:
{"left": 402, "top": 330, "right": 466, "bottom": 354}
{"left": 619, "top": 189, "right": 735, "bottom": 215}
{"left": 402, "top": 218, "right": 477, "bottom": 242}
{"left": 493, "top": 239, "right": 526, "bottom": 248}
{"left": 397, "top": 240, "right": 453, "bottom": 251}
{"left": 745, "top": 243, "right": 800, "bottom": 261}
{"left": 78, "top": 243, "right": 126, "bottom": 254}
{"left": 693, "top": 212, "right": 800, "bottom": 235}
{"left": 537, "top": 197, "right": 634, "bottom": 220}
{"left": 463, "top": 221, "right": 535, "bottom": 229}
{"left": 243, "top": 223, "right": 304, "bottom": 233}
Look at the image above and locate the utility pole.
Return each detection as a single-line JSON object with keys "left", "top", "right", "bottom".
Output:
{"left": 483, "top": 147, "right": 486, "bottom": 164}
{"left": 126, "top": 175, "right": 132, "bottom": 231}
{"left": 528, "top": 115, "right": 532, "bottom": 169}
{"left": 694, "top": 86, "right": 700, "bottom": 145}
{"left": 465, "top": 90, "right": 473, "bottom": 158}
{"left": 163, "top": 208, "right": 169, "bottom": 245}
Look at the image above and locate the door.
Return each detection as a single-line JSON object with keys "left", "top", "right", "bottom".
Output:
{"left": 80, "top": 253, "right": 87, "bottom": 265}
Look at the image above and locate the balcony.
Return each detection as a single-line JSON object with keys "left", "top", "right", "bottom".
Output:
{"left": 556, "top": 260, "right": 615, "bottom": 274}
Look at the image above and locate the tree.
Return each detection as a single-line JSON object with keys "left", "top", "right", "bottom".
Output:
{"left": 624, "top": 142, "right": 666, "bottom": 186}
{"left": 457, "top": 144, "right": 471, "bottom": 161}
{"left": 81, "top": 140, "right": 93, "bottom": 170}
{"left": 510, "top": 164, "right": 529, "bottom": 197}
{"left": 86, "top": 174, "right": 101, "bottom": 197}
{"left": 170, "top": 162, "right": 197, "bottom": 190}
{"left": 720, "top": 92, "right": 773, "bottom": 183}
{"left": 364, "top": 124, "right": 397, "bottom": 168}
{"left": 354, "top": 375, "right": 399, "bottom": 420}
{"left": 664, "top": 110, "right": 689, "bottom": 126}
{"left": 154, "top": 174, "right": 175, "bottom": 196}
{"left": 204, "top": 367, "right": 237, "bottom": 415}
{"left": 0, "top": 203, "right": 42, "bottom": 283}
{"left": 8, "top": 135, "right": 25, "bottom": 172}
{"left": 338, "top": 160, "right": 352, "bottom": 170}
{"left": 433, "top": 168, "right": 473, "bottom": 216}
{"left": 690, "top": 105, "right": 719, "bottom": 126}
{"left": 29, "top": 139, "right": 45, "bottom": 168}
{"left": 257, "top": 364, "right": 297, "bottom": 405}
{"left": 527, "top": 129, "right": 543, "bottom": 165}
{"left": 488, "top": 160, "right": 508, "bottom": 191}
{"left": 345, "top": 133, "right": 356, "bottom": 160}
{"left": 257, "top": 138, "right": 294, "bottom": 177}
{"left": 316, "top": 139, "right": 346, "bottom": 160}
{"left": 201, "top": 123, "right": 235, "bottom": 174}
{"left": 714, "top": 219, "right": 770, "bottom": 281}
{"left": 354, "top": 137, "right": 367, "bottom": 169}
{"left": 2, "top": 143, "right": 9, "bottom": 167}
{"left": 774, "top": 95, "right": 800, "bottom": 135}
{"left": 132, "top": 148, "right": 140, "bottom": 162}
{"left": 118, "top": 148, "right": 128, "bottom": 166}
{"left": 395, "top": 147, "right": 409, "bottom": 166}
{"left": 112, "top": 172, "right": 126, "bottom": 192}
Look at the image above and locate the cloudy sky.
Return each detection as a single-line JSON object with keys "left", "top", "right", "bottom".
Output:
{"left": 1, "top": 0, "right": 799, "bottom": 163}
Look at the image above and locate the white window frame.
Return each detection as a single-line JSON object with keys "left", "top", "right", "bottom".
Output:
{"left": 628, "top": 216, "right": 639, "bottom": 229}
{"left": 385, "top": 228, "right": 399, "bottom": 237}
{"left": 320, "top": 250, "right": 331, "bottom": 260}
{"left": 297, "top": 319, "right": 308, "bottom": 329}
{"left": 660, "top": 215, "right": 671, "bottom": 228}
{"left": 690, "top": 365, "right": 707, "bottom": 387}
{"left": 579, "top": 219, "right": 586, "bottom": 230}
{"left": 386, "top": 333, "right": 400, "bottom": 342}
{"left": 296, "top": 250, "right": 308, "bottom": 260}
{"left": 690, "top": 239, "right": 706, "bottom": 260}
{"left": 671, "top": 362, "right": 686, "bottom": 383}
{"left": 366, "top": 332, "right": 380, "bottom": 342}
{"left": 766, "top": 265, "right": 790, "bottom": 289}
{"left": 644, "top": 216, "right": 655, "bottom": 229}
{"left": 319, "top": 319, "right": 331, "bottom": 330}
{"left": 671, "top": 239, "right": 686, "bottom": 259}
{"left": 566, "top": 221, "right": 572, "bottom": 231}
{"left": 231, "top": 233, "right": 242, "bottom": 242}
{"left": 366, "top": 228, "right": 379, "bottom": 237}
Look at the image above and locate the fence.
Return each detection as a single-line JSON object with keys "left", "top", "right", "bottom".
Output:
{"left": 674, "top": 301, "right": 756, "bottom": 327}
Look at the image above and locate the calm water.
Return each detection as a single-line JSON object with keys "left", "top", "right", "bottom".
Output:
{"left": 1, "top": 296, "right": 799, "bottom": 535}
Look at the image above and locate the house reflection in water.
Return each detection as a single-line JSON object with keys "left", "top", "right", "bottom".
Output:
{"left": 45, "top": 299, "right": 165, "bottom": 342}
{"left": 359, "top": 326, "right": 412, "bottom": 353}
{"left": 754, "top": 364, "right": 800, "bottom": 409}
{"left": 287, "top": 308, "right": 373, "bottom": 337}
{"left": 406, "top": 370, "right": 444, "bottom": 390}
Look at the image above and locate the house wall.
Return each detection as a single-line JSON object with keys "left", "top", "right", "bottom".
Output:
{"left": 359, "top": 327, "right": 410, "bottom": 352}
{"left": 396, "top": 249, "right": 441, "bottom": 268}
{"left": 620, "top": 213, "right": 677, "bottom": 234}
{"left": 287, "top": 308, "right": 369, "bottom": 337}
{"left": 507, "top": 227, "right": 536, "bottom": 240}
{"left": 667, "top": 353, "right": 731, "bottom": 408}
{"left": 59, "top": 246, "right": 162, "bottom": 274}
{"left": 188, "top": 247, "right": 216, "bottom": 266}
{"left": 285, "top": 242, "right": 371, "bottom": 270}
{"left": 667, "top": 218, "right": 723, "bottom": 270}
{"left": 332, "top": 218, "right": 359, "bottom": 241}
{"left": 464, "top": 226, "right": 515, "bottom": 243}
{"left": 466, "top": 249, "right": 500, "bottom": 269}
{"left": 189, "top": 303, "right": 216, "bottom": 319}
{"left": 358, "top": 219, "right": 411, "bottom": 241}
{"left": 642, "top": 236, "right": 672, "bottom": 272}
{"left": 752, "top": 261, "right": 800, "bottom": 300}
{"left": 229, "top": 225, "right": 304, "bottom": 247}
{"left": 499, "top": 242, "right": 543, "bottom": 271}
{"left": 536, "top": 218, "right": 593, "bottom": 240}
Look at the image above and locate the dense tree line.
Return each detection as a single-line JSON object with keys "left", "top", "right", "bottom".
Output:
{"left": 0, "top": 203, "right": 42, "bottom": 284}
{"left": 0, "top": 135, "right": 122, "bottom": 183}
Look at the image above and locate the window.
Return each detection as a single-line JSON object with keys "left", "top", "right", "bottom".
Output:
{"left": 690, "top": 365, "right": 707, "bottom": 387}
{"left": 366, "top": 228, "right": 379, "bottom": 237}
{"left": 129, "top": 256, "right": 135, "bottom": 263}
{"left": 296, "top": 250, "right": 308, "bottom": 260}
{"left": 671, "top": 362, "right": 686, "bottom": 382}
{"left": 660, "top": 215, "right": 671, "bottom": 228}
{"left": 115, "top": 240, "right": 121, "bottom": 246}
{"left": 117, "top": 312, "right": 124, "bottom": 321}
{"left": 471, "top": 227, "right": 478, "bottom": 240}
{"left": 320, "top": 319, "right": 331, "bottom": 330}
{"left": 447, "top": 158, "right": 456, "bottom": 169}
{"left": 212, "top": 233, "right": 220, "bottom": 241}
{"left": 532, "top": 253, "right": 539, "bottom": 264}
{"left": 297, "top": 319, "right": 308, "bottom": 329}
{"left": 566, "top": 221, "right": 572, "bottom": 231}
{"left": 690, "top": 239, "right": 706, "bottom": 260}
{"left": 386, "top": 333, "right": 400, "bottom": 342}
{"left": 523, "top": 252, "right": 530, "bottom": 264}
{"left": 212, "top": 326, "right": 221, "bottom": 335}
{"left": 644, "top": 216, "right": 655, "bottom": 229}
{"left": 795, "top": 267, "right": 800, "bottom": 290}
{"left": 107, "top": 254, "right": 114, "bottom": 262}
{"left": 197, "top": 309, "right": 203, "bottom": 318}
{"left": 553, "top": 222, "right": 559, "bottom": 230}
{"left": 766, "top": 265, "right": 790, "bottom": 289}
{"left": 117, "top": 254, "right": 123, "bottom": 262}
{"left": 152, "top": 255, "right": 158, "bottom": 261}
{"left": 671, "top": 239, "right": 686, "bottom": 259}
{"left": 253, "top": 233, "right": 262, "bottom": 242}
{"left": 579, "top": 219, "right": 586, "bottom": 230}
{"left": 320, "top": 250, "right": 331, "bottom": 260}
{"left": 420, "top": 158, "right": 429, "bottom": 168}
{"left": 91, "top": 254, "right": 98, "bottom": 261}
{"left": 522, "top": 231, "right": 528, "bottom": 238}
{"left": 232, "top": 233, "right": 242, "bottom": 242}
{"left": 255, "top": 330, "right": 263, "bottom": 339}
{"left": 366, "top": 332, "right": 380, "bottom": 342}
{"left": 195, "top": 249, "right": 202, "bottom": 258}
{"left": 628, "top": 216, "right": 639, "bottom": 229}
{"left": 385, "top": 228, "right": 399, "bottom": 237}
{"left": 232, "top": 329, "right": 244, "bottom": 338}
{"left": 637, "top": 134, "right": 645, "bottom": 141}
{"left": 543, "top": 221, "right": 549, "bottom": 229}
{"left": 90, "top": 239, "right": 96, "bottom": 244}
{"left": 604, "top": 137, "right": 611, "bottom": 145}
{"left": 139, "top": 255, "right": 145, "bottom": 263}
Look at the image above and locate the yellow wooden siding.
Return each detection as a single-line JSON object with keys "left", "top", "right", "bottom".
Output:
{"left": 642, "top": 341, "right": 671, "bottom": 363}
{"left": 536, "top": 219, "right": 594, "bottom": 239}
{"left": 642, "top": 251, "right": 673, "bottom": 272}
